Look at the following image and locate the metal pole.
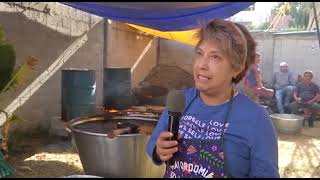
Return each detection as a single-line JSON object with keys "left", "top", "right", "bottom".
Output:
{"left": 312, "top": 2, "right": 320, "bottom": 48}
{"left": 103, "top": 18, "right": 107, "bottom": 68}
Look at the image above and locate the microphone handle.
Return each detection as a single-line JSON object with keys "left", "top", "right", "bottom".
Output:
{"left": 167, "top": 112, "right": 181, "bottom": 165}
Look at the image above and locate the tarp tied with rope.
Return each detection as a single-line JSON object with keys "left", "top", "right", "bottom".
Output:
{"left": 61, "top": 2, "right": 254, "bottom": 45}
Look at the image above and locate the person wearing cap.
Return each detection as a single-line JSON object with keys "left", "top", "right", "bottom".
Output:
{"left": 271, "top": 62, "right": 295, "bottom": 113}
{"left": 289, "top": 70, "right": 320, "bottom": 127}
{"left": 243, "top": 52, "right": 274, "bottom": 101}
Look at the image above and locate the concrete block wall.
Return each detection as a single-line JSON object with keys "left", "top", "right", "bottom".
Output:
{"left": 158, "top": 39, "right": 194, "bottom": 74}
{"left": 254, "top": 31, "right": 320, "bottom": 85}
{"left": 0, "top": 2, "right": 104, "bottom": 133}
{"left": 253, "top": 31, "right": 276, "bottom": 84}
{"left": 0, "top": 2, "right": 158, "bottom": 133}
{"left": 158, "top": 31, "right": 320, "bottom": 87}
{"left": 0, "top": 2, "right": 101, "bottom": 37}
{"left": 272, "top": 32, "right": 320, "bottom": 85}
{"left": 106, "top": 21, "right": 157, "bottom": 88}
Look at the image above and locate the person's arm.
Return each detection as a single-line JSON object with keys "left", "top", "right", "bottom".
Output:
{"left": 271, "top": 73, "right": 276, "bottom": 89}
{"left": 293, "top": 85, "right": 302, "bottom": 103}
{"left": 253, "top": 65, "right": 263, "bottom": 88}
{"left": 307, "top": 84, "right": 320, "bottom": 104}
{"left": 293, "top": 91, "right": 300, "bottom": 102}
{"left": 243, "top": 66, "right": 252, "bottom": 86}
{"left": 249, "top": 108, "right": 279, "bottom": 178}
{"left": 308, "top": 93, "right": 320, "bottom": 104}
{"left": 146, "top": 108, "right": 169, "bottom": 165}
{"left": 289, "top": 72, "right": 295, "bottom": 86}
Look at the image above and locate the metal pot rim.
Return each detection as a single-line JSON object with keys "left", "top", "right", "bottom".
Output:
{"left": 270, "top": 113, "right": 304, "bottom": 121}
{"left": 66, "top": 114, "right": 153, "bottom": 137}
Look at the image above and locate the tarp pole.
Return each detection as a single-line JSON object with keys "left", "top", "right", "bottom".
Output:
{"left": 103, "top": 18, "right": 107, "bottom": 68}
{"left": 312, "top": 2, "right": 320, "bottom": 48}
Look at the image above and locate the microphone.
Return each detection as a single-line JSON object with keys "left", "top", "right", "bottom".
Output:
{"left": 166, "top": 90, "right": 185, "bottom": 165}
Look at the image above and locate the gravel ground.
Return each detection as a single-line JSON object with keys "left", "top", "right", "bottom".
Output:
{"left": 4, "top": 125, "right": 320, "bottom": 178}
{"left": 278, "top": 123, "right": 320, "bottom": 178}
{"left": 6, "top": 132, "right": 84, "bottom": 178}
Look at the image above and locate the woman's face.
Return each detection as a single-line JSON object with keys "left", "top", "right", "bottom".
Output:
{"left": 193, "top": 40, "right": 241, "bottom": 94}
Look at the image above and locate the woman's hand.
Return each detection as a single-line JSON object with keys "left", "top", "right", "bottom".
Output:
{"left": 155, "top": 132, "right": 179, "bottom": 162}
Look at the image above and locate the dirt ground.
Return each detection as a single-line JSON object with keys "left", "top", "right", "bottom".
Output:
{"left": 278, "top": 122, "right": 320, "bottom": 178}
{"left": 3, "top": 125, "right": 320, "bottom": 178}
{"left": 6, "top": 132, "right": 84, "bottom": 178}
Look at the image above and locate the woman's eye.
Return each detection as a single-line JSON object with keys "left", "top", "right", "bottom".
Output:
{"left": 210, "top": 55, "right": 220, "bottom": 60}
{"left": 195, "top": 51, "right": 202, "bottom": 55}
{"left": 194, "top": 51, "right": 203, "bottom": 58}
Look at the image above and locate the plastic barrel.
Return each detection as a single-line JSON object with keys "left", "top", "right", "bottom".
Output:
{"left": 103, "top": 68, "right": 132, "bottom": 110}
{"left": 61, "top": 69, "right": 96, "bottom": 122}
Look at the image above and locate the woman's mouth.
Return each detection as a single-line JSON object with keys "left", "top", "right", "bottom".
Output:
{"left": 198, "top": 75, "right": 210, "bottom": 81}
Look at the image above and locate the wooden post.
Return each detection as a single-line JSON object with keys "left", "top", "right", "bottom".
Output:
{"left": 312, "top": 2, "right": 320, "bottom": 48}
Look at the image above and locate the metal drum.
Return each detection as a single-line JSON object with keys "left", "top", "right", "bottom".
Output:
{"left": 61, "top": 69, "right": 96, "bottom": 122}
{"left": 103, "top": 68, "right": 132, "bottom": 110}
{"left": 67, "top": 114, "right": 165, "bottom": 178}
{"left": 270, "top": 114, "right": 304, "bottom": 135}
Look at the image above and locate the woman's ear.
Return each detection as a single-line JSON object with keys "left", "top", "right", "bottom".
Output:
{"left": 233, "top": 63, "right": 245, "bottom": 79}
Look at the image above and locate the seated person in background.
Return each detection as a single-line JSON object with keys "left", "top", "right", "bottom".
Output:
{"left": 272, "top": 62, "right": 295, "bottom": 113}
{"left": 296, "top": 74, "right": 302, "bottom": 85}
{"left": 288, "top": 70, "right": 320, "bottom": 127}
{"left": 243, "top": 52, "right": 274, "bottom": 102}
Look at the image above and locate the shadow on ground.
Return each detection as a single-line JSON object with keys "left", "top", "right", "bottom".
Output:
{"left": 4, "top": 130, "right": 83, "bottom": 178}
{"left": 279, "top": 133, "right": 320, "bottom": 178}
{"left": 8, "top": 160, "right": 83, "bottom": 178}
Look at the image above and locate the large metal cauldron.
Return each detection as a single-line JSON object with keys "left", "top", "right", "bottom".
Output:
{"left": 270, "top": 114, "right": 304, "bottom": 135}
{"left": 67, "top": 114, "right": 165, "bottom": 178}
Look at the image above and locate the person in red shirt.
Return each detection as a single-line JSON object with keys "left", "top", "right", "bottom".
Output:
{"left": 243, "top": 52, "right": 274, "bottom": 102}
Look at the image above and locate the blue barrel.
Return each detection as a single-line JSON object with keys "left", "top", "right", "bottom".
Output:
{"left": 61, "top": 69, "right": 96, "bottom": 122}
{"left": 103, "top": 68, "right": 132, "bottom": 110}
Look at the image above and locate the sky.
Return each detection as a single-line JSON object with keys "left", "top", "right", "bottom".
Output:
{"left": 230, "top": 2, "right": 279, "bottom": 26}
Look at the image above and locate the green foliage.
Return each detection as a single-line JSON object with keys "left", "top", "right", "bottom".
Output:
{"left": 250, "top": 21, "right": 271, "bottom": 31}
{"left": 0, "top": 151, "right": 14, "bottom": 178}
{"left": 0, "top": 37, "right": 16, "bottom": 91}
{"left": 271, "top": 2, "right": 285, "bottom": 17}
{"left": 288, "top": 2, "right": 310, "bottom": 29}
{"left": 6, "top": 130, "right": 27, "bottom": 154}
{"left": 246, "top": 24, "right": 254, "bottom": 30}
{"left": 0, "top": 110, "right": 18, "bottom": 177}
{"left": 2, "top": 56, "right": 38, "bottom": 93}
{"left": 0, "top": 25, "right": 38, "bottom": 94}
{"left": 0, "top": 25, "right": 38, "bottom": 177}
{"left": 0, "top": 111, "right": 26, "bottom": 154}
{"left": 271, "top": 2, "right": 311, "bottom": 30}
{"left": 0, "top": 26, "right": 6, "bottom": 45}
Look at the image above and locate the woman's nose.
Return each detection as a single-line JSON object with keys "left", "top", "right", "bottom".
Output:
{"left": 198, "top": 56, "right": 209, "bottom": 70}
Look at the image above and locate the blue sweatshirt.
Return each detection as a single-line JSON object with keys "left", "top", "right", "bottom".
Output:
{"left": 146, "top": 87, "right": 279, "bottom": 178}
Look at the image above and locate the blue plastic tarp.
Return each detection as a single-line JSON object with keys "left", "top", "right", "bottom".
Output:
{"left": 61, "top": 2, "right": 255, "bottom": 31}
